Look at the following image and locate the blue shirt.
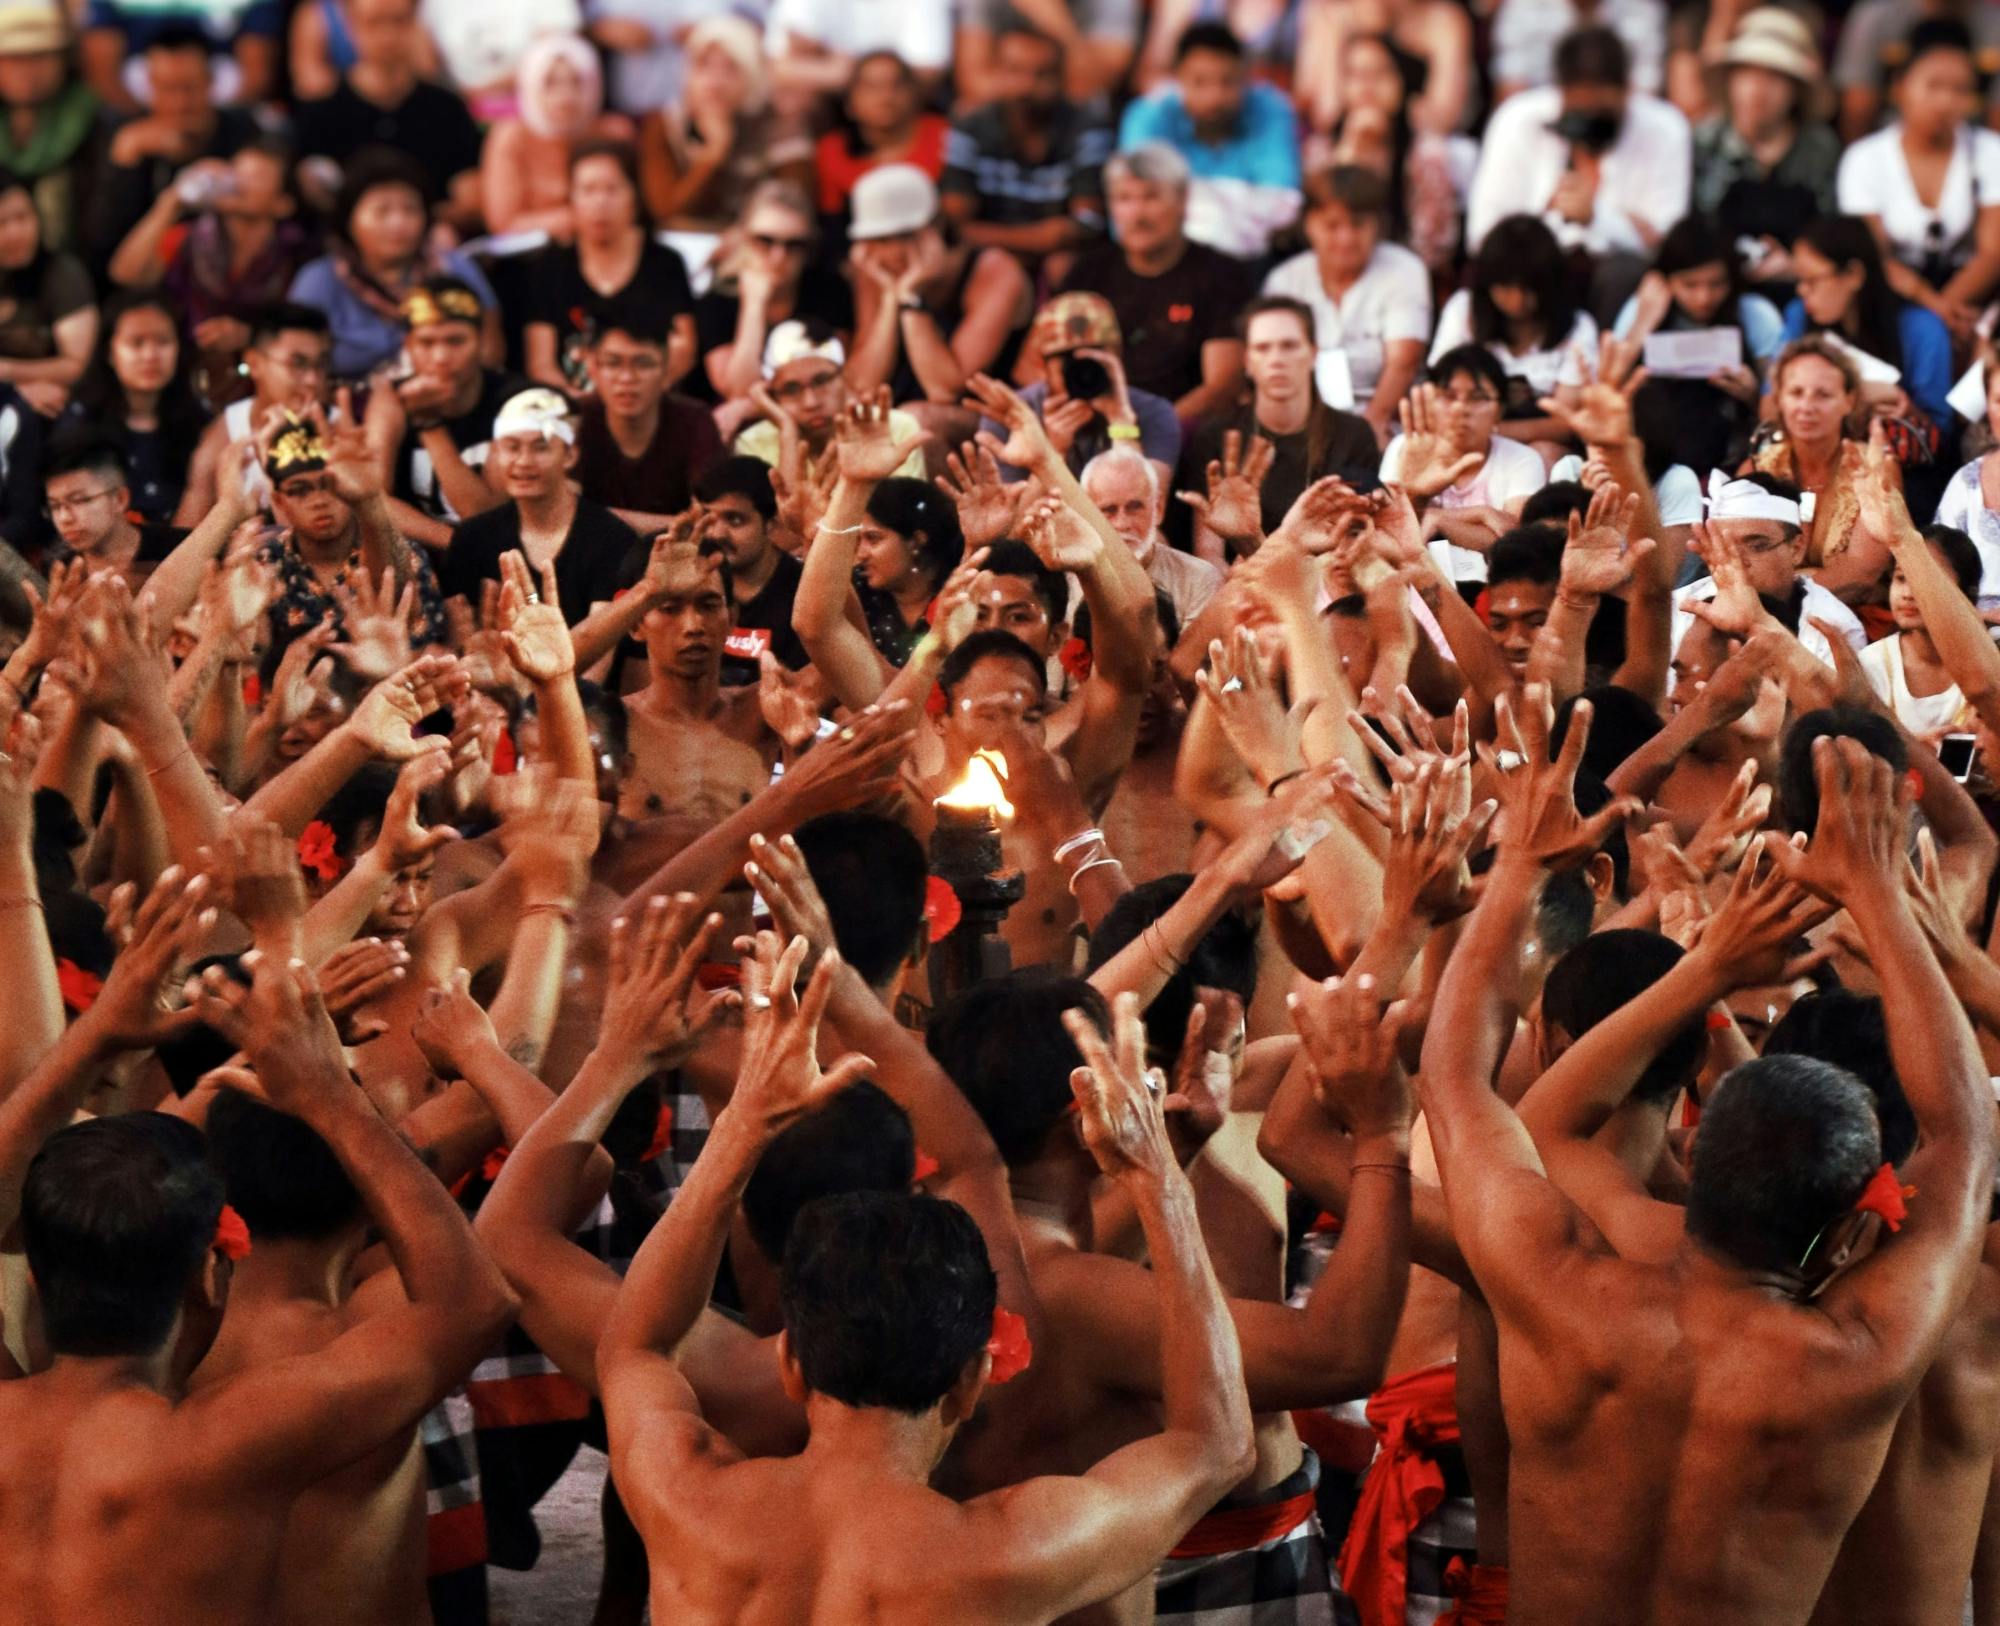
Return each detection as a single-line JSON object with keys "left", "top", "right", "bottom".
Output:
{"left": 86, "top": 0, "right": 281, "bottom": 46}
{"left": 1117, "top": 82, "right": 1301, "bottom": 191}
{"left": 288, "top": 251, "right": 498, "bottom": 380}
{"left": 1777, "top": 298, "right": 1954, "bottom": 431}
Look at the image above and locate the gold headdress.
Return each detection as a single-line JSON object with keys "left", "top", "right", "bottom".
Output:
{"left": 402, "top": 283, "right": 484, "bottom": 331}
{"left": 266, "top": 414, "right": 329, "bottom": 480}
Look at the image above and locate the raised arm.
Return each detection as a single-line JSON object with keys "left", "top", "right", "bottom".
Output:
{"left": 0, "top": 712, "right": 60, "bottom": 1089}
{"left": 962, "top": 993, "right": 1253, "bottom": 1623}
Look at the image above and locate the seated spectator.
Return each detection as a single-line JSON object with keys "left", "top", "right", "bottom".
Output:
{"left": 1691, "top": 8, "right": 1839, "bottom": 283}
{"left": 1615, "top": 217, "right": 1785, "bottom": 466}
{"left": 695, "top": 181, "right": 853, "bottom": 405}
{"left": 1835, "top": 18, "right": 2000, "bottom": 345}
{"left": 1747, "top": 334, "right": 1886, "bottom": 600}
{"left": 1137, "top": 0, "right": 1300, "bottom": 93}
{"left": 1779, "top": 212, "right": 1953, "bottom": 434}
{"left": 573, "top": 312, "right": 724, "bottom": 528}
{"left": 1431, "top": 214, "right": 1597, "bottom": 458}
{"left": 1477, "top": 522, "right": 1563, "bottom": 678}
{"left": 980, "top": 292, "right": 1182, "bottom": 479}
{"left": 956, "top": 0, "right": 1135, "bottom": 108}
{"left": 1488, "top": 0, "right": 1668, "bottom": 100}
{"left": 85, "top": 25, "right": 258, "bottom": 267}
{"left": 816, "top": 51, "right": 951, "bottom": 226}
{"left": 1466, "top": 24, "right": 1691, "bottom": 287}
{"left": 844, "top": 164, "right": 1030, "bottom": 411}
{"left": 1117, "top": 20, "right": 1302, "bottom": 261}
{"left": 1833, "top": 0, "right": 2000, "bottom": 144}
{"left": 636, "top": 16, "right": 811, "bottom": 232}
{"left": 1081, "top": 446, "right": 1223, "bottom": 626}
{"left": 109, "top": 136, "right": 308, "bottom": 406}
{"left": 292, "top": 0, "right": 484, "bottom": 234}
{"left": 57, "top": 290, "right": 200, "bottom": 523}
{"left": 365, "top": 277, "right": 520, "bottom": 546}
{"left": 1296, "top": 0, "right": 1475, "bottom": 140}
{"left": 1859, "top": 521, "right": 1984, "bottom": 737}
{"left": 440, "top": 387, "right": 642, "bottom": 625}
{"left": 1932, "top": 358, "right": 2000, "bottom": 609}
{"left": 1382, "top": 346, "right": 1549, "bottom": 583}
{"left": 480, "top": 34, "right": 632, "bottom": 239}
{"left": 289, "top": 149, "right": 499, "bottom": 380}
{"left": 0, "top": 5, "right": 97, "bottom": 255}
{"left": 735, "top": 316, "right": 922, "bottom": 475}
{"left": 1058, "top": 144, "right": 1250, "bottom": 422}
{"left": 693, "top": 452, "right": 808, "bottom": 679}
{"left": 850, "top": 476, "right": 961, "bottom": 666}
{"left": 1548, "top": 379, "right": 1711, "bottom": 551}
{"left": 0, "top": 168, "right": 95, "bottom": 414}
{"left": 176, "top": 301, "right": 332, "bottom": 522}
{"left": 525, "top": 141, "right": 697, "bottom": 398}
{"left": 81, "top": 0, "right": 277, "bottom": 112}
{"left": 1318, "top": 29, "right": 1465, "bottom": 275}
{"left": 287, "top": 0, "right": 442, "bottom": 102}
{"left": 1179, "top": 294, "right": 1381, "bottom": 556}
{"left": 940, "top": 26, "right": 1112, "bottom": 276}
{"left": 1263, "top": 164, "right": 1430, "bottom": 448}
{"left": 424, "top": 0, "right": 587, "bottom": 121}
{"left": 765, "top": 0, "right": 952, "bottom": 114}
{"left": 40, "top": 434, "right": 184, "bottom": 577}
{"left": 585, "top": 0, "right": 728, "bottom": 118}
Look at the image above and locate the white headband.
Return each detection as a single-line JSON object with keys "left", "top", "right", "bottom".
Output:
{"left": 493, "top": 389, "right": 576, "bottom": 446}
{"left": 763, "top": 320, "right": 846, "bottom": 379}
{"left": 1704, "top": 470, "right": 1813, "bottom": 526}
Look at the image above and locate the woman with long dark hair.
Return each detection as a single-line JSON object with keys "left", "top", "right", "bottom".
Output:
{"left": 853, "top": 476, "right": 963, "bottom": 666}
{"left": 1778, "top": 212, "right": 1953, "bottom": 433}
{"left": 60, "top": 288, "right": 202, "bottom": 523}
{"left": 1321, "top": 31, "right": 1460, "bottom": 272}
{"left": 815, "top": 52, "right": 950, "bottom": 229}
{"left": 1428, "top": 214, "right": 1596, "bottom": 457}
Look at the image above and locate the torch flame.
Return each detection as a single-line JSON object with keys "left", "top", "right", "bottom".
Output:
{"left": 936, "top": 749, "right": 1014, "bottom": 819}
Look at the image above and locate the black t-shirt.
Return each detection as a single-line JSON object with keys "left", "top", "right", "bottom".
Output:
{"left": 1178, "top": 405, "right": 1381, "bottom": 544}
{"left": 686, "top": 267, "right": 855, "bottom": 403}
{"left": 85, "top": 106, "right": 259, "bottom": 267}
{"left": 391, "top": 368, "right": 525, "bottom": 521}
{"left": 439, "top": 498, "right": 642, "bottom": 626}
{"left": 722, "top": 549, "right": 807, "bottom": 684}
{"left": 572, "top": 395, "right": 722, "bottom": 516}
{"left": 294, "top": 81, "right": 484, "bottom": 197}
{"left": 1059, "top": 241, "right": 1253, "bottom": 405}
{"left": 529, "top": 241, "right": 694, "bottom": 395}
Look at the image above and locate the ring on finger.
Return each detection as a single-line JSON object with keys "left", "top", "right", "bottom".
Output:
{"left": 746, "top": 993, "right": 772, "bottom": 1012}
{"left": 1143, "top": 1066, "right": 1167, "bottom": 1096}
{"left": 1219, "top": 676, "right": 1244, "bottom": 694}
{"left": 1495, "top": 749, "right": 1525, "bottom": 773}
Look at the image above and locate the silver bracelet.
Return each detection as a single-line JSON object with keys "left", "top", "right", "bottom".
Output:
{"left": 816, "top": 520, "right": 863, "bottom": 536}
{"left": 1067, "top": 854, "right": 1124, "bottom": 896}
{"left": 1053, "top": 826, "right": 1107, "bottom": 863}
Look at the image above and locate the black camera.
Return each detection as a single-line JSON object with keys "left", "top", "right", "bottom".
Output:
{"left": 1060, "top": 354, "right": 1112, "bottom": 400}
{"left": 1550, "top": 109, "right": 1623, "bottom": 155}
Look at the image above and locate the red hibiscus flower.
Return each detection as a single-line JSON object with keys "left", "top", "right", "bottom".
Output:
{"left": 986, "top": 1307, "right": 1033, "bottom": 1384}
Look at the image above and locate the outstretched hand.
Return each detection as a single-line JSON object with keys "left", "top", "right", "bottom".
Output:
{"left": 1288, "top": 973, "right": 1414, "bottom": 1141}
{"left": 1062, "top": 990, "right": 1177, "bottom": 1186}
{"left": 1763, "top": 735, "right": 1911, "bottom": 907}
{"left": 599, "top": 893, "right": 734, "bottom": 1072}
{"left": 730, "top": 930, "right": 873, "bottom": 1133}
{"left": 833, "top": 387, "right": 931, "bottom": 484}
{"left": 1480, "top": 685, "right": 1640, "bottom": 871}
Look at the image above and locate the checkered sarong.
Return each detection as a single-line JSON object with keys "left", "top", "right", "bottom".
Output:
{"left": 1403, "top": 1493, "right": 1478, "bottom": 1626}
{"left": 422, "top": 1388, "right": 489, "bottom": 1623}
{"left": 1156, "top": 1448, "right": 1359, "bottom": 1625}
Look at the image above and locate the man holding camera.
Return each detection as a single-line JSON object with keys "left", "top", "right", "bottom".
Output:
{"left": 1466, "top": 24, "right": 1690, "bottom": 277}
{"left": 975, "top": 292, "right": 1181, "bottom": 482}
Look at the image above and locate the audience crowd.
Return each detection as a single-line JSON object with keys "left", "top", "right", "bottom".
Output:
{"left": 1, "top": 0, "right": 2000, "bottom": 1623}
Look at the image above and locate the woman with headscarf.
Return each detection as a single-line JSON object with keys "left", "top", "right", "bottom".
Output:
{"left": 636, "top": 15, "right": 811, "bottom": 231}
{"left": 480, "top": 34, "right": 634, "bottom": 238}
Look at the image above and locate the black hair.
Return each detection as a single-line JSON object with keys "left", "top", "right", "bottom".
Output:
{"left": 1632, "top": 376, "right": 1723, "bottom": 486}
{"left": 1794, "top": 216, "right": 1907, "bottom": 376}
{"left": 1917, "top": 523, "right": 1982, "bottom": 601}
{"left": 1554, "top": 24, "right": 1631, "bottom": 88}
{"left": 928, "top": 968, "right": 1106, "bottom": 1164}
{"left": 1238, "top": 292, "right": 1316, "bottom": 345}
{"left": 72, "top": 288, "right": 204, "bottom": 486}
{"left": 838, "top": 51, "right": 922, "bottom": 162}
{"left": 793, "top": 811, "right": 928, "bottom": 988}
{"left": 1898, "top": 17, "right": 1979, "bottom": 83}
{"left": 1073, "top": 585, "right": 1179, "bottom": 661}
{"left": 250, "top": 302, "right": 331, "bottom": 349}
{"left": 694, "top": 454, "right": 779, "bottom": 522}
{"left": 1764, "top": 990, "right": 1916, "bottom": 1165}
{"left": 1572, "top": 767, "right": 1631, "bottom": 899}
{"left": 1536, "top": 868, "right": 1596, "bottom": 961}
{"left": 40, "top": 432, "right": 127, "bottom": 490}
{"left": 938, "top": 628, "right": 1050, "bottom": 706}
{"left": 1685, "top": 1054, "right": 1883, "bottom": 1273}
{"left": 1330, "top": 33, "right": 1423, "bottom": 241}
{"left": 569, "top": 136, "right": 645, "bottom": 206}
{"left": 1543, "top": 930, "right": 1702, "bottom": 1105}
{"left": 1428, "top": 342, "right": 1509, "bottom": 401}
{"left": 1552, "top": 686, "right": 1664, "bottom": 782}
{"left": 575, "top": 677, "right": 628, "bottom": 767}
{"left": 743, "top": 1083, "right": 916, "bottom": 1260}
{"left": 23, "top": 1114, "right": 225, "bottom": 1357}
{"left": 1777, "top": 706, "right": 1907, "bottom": 833}
{"left": 1653, "top": 215, "right": 1742, "bottom": 299}
{"left": 1173, "top": 19, "right": 1243, "bottom": 63}
{"left": 205, "top": 1089, "right": 362, "bottom": 1241}
{"left": 154, "top": 953, "right": 249, "bottom": 1098}
{"left": 0, "top": 166, "right": 28, "bottom": 207}
{"left": 780, "top": 1191, "right": 996, "bottom": 1413}
{"left": 315, "top": 761, "right": 403, "bottom": 860}
{"left": 1518, "top": 483, "right": 1590, "bottom": 530}
{"left": 1086, "top": 875, "right": 1258, "bottom": 1060}
{"left": 1487, "top": 523, "right": 1565, "bottom": 588}
{"left": 143, "top": 21, "right": 213, "bottom": 56}
{"left": 333, "top": 147, "right": 433, "bottom": 244}
{"left": 978, "top": 538, "right": 1067, "bottom": 628}
{"left": 1469, "top": 217, "right": 1582, "bottom": 352}
{"left": 866, "top": 478, "right": 963, "bottom": 595}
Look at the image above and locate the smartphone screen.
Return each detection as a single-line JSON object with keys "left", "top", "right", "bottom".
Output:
{"left": 1940, "top": 733, "right": 1977, "bottom": 782}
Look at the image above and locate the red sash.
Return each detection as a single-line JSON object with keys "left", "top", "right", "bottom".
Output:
{"left": 1168, "top": 1485, "right": 1318, "bottom": 1559}
{"left": 1436, "top": 1559, "right": 1509, "bottom": 1626}
{"left": 1337, "top": 1360, "right": 1462, "bottom": 1626}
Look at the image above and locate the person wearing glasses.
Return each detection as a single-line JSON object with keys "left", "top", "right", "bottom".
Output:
{"left": 175, "top": 301, "right": 332, "bottom": 524}
{"left": 41, "top": 435, "right": 183, "bottom": 579}
{"left": 1835, "top": 17, "right": 2000, "bottom": 345}
{"left": 734, "top": 317, "right": 925, "bottom": 479}
{"left": 694, "top": 180, "right": 853, "bottom": 409}
{"left": 573, "top": 308, "right": 724, "bottom": 531}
